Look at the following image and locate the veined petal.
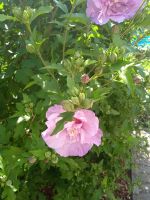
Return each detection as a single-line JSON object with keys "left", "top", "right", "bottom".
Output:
{"left": 55, "top": 142, "right": 93, "bottom": 157}
{"left": 42, "top": 129, "right": 67, "bottom": 149}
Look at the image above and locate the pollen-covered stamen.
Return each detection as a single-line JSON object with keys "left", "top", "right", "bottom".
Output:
{"left": 68, "top": 128, "right": 78, "bottom": 138}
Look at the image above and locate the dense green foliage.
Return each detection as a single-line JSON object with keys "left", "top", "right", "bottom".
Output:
{"left": 0, "top": 0, "right": 150, "bottom": 199}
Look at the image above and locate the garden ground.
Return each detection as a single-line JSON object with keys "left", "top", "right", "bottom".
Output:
{"left": 133, "top": 131, "right": 150, "bottom": 200}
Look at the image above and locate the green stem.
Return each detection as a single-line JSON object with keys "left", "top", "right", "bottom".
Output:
{"left": 37, "top": 50, "right": 55, "bottom": 78}
{"left": 62, "top": 2, "right": 76, "bottom": 61}
{"left": 121, "top": 0, "right": 147, "bottom": 38}
{"left": 25, "top": 23, "right": 55, "bottom": 79}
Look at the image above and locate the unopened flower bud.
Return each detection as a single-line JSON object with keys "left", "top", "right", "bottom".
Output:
{"left": 109, "top": 53, "right": 117, "bottom": 63}
{"left": 71, "top": 97, "right": 80, "bottom": 105}
{"left": 0, "top": 175, "right": 7, "bottom": 182}
{"left": 51, "top": 154, "right": 58, "bottom": 164}
{"left": 23, "top": 7, "right": 34, "bottom": 22}
{"left": 44, "top": 159, "right": 49, "bottom": 163}
{"left": 12, "top": 7, "right": 22, "bottom": 19}
{"left": 45, "top": 151, "right": 51, "bottom": 159}
{"left": 83, "top": 99, "right": 93, "bottom": 109}
{"left": 28, "top": 156, "right": 37, "bottom": 164}
{"left": 81, "top": 74, "right": 90, "bottom": 84}
{"left": 112, "top": 25, "right": 120, "bottom": 34}
{"left": 26, "top": 44, "right": 36, "bottom": 54}
{"left": 61, "top": 100, "right": 74, "bottom": 112}
{"left": 133, "top": 76, "right": 142, "bottom": 84}
{"left": 6, "top": 180, "right": 12, "bottom": 187}
{"left": 71, "top": 87, "right": 79, "bottom": 96}
{"left": 79, "top": 93, "right": 86, "bottom": 102}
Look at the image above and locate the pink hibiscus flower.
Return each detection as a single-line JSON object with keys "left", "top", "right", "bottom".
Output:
{"left": 86, "top": 0, "right": 143, "bottom": 25}
{"left": 41, "top": 105, "right": 103, "bottom": 157}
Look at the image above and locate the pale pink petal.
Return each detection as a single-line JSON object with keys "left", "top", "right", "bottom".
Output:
{"left": 80, "top": 128, "right": 102, "bottom": 146}
{"left": 91, "top": 129, "right": 103, "bottom": 146}
{"left": 64, "top": 121, "right": 82, "bottom": 130}
{"left": 42, "top": 129, "right": 67, "bottom": 149}
{"left": 74, "top": 109, "right": 99, "bottom": 136}
{"left": 46, "top": 104, "right": 65, "bottom": 119}
{"left": 86, "top": 0, "right": 143, "bottom": 25}
{"left": 46, "top": 115, "right": 62, "bottom": 129}
{"left": 55, "top": 142, "right": 93, "bottom": 157}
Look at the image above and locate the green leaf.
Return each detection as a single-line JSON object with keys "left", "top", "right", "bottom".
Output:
{"left": 53, "top": 0, "right": 68, "bottom": 13}
{"left": 52, "top": 112, "right": 73, "bottom": 135}
{"left": 75, "top": 0, "right": 86, "bottom": 6}
{"left": 110, "top": 109, "right": 120, "bottom": 115}
{"left": 30, "top": 149, "right": 45, "bottom": 160}
{"left": 112, "top": 33, "right": 128, "bottom": 47}
{"left": 40, "top": 63, "right": 63, "bottom": 71}
{"left": 139, "top": 15, "right": 150, "bottom": 27}
{"left": 67, "top": 77, "right": 76, "bottom": 90}
{"left": 2, "top": 186, "right": 16, "bottom": 200}
{"left": 0, "top": 2, "right": 4, "bottom": 10}
{"left": 92, "top": 87, "right": 111, "bottom": 101}
{"left": 0, "top": 124, "right": 10, "bottom": 144}
{"left": 30, "top": 6, "right": 53, "bottom": 23}
{"left": 125, "top": 67, "right": 135, "bottom": 95}
{"left": 23, "top": 81, "right": 37, "bottom": 90}
{"left": 61, "top": 13, "right": 89, "bottom": 25}
{"left": 92, "top": 189, "right": 102, "bottom": 200}
{"left": 33, "top": 74, "right": 59, "bottom": 93}
{"left": 0, "top": 14, "right": 16, "bottom": 22}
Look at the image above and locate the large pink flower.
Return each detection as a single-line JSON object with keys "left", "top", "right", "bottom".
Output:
{"left": 86, "top": 0, "right": 143, "bottom": 25}
{"left": 41, "top": 105, "right": 103, "bottom": 157}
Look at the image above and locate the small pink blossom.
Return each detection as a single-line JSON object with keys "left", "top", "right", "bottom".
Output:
{"left": 81, "top": 74, "right": 90, "bottom": 84}
{"left": 42, "top": 105, "right": 103, "bottom": 157}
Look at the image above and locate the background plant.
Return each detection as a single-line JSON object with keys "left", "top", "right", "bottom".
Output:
{"left": 0, "top": 0, "right": 150, "bottom": 200}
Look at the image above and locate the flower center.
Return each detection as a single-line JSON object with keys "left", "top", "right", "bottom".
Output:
{"left": 68, "top": 128, "right": 78, "bottom": 138}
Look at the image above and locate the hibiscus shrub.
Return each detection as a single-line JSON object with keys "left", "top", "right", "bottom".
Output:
{"left": 0, "top": 0, "right": 150, "bottom": 200}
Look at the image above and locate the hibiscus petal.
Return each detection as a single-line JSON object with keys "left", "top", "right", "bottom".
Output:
{"left": 42, "top": 129, "right": 67, "bottom": 149}
{"left": 46, "top": 104, "right": 65, "bottom": 119}
{"left": 74, "top": 109, "right": 99, "bottom": 136}
{"left": 86, "top": 0, "right": 143, "bottom": 25}
{"left": 55, "top": 142, "right": 93, "bottom": 157}
{"left": 80, "top": 128, "right": 103, "bottom": 146}
{"left": 92, "top": 129, "right": 103, "bottom": 146}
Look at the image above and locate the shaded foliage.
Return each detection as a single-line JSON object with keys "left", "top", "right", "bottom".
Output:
{"left": 0, "top": 0, "right": 150, "bottom": 200}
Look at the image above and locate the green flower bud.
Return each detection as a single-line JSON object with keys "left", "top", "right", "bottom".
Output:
{"left": 29, "top": 103, "right": 33, "bottom": 108}
{"left": 28, "top": 156, "right": 37, "bottom": 164}
{"left": 79, "top": 93, "right": 85, "bottom": 102}
{"left": 1, "top": 183, "right": 4, "bottom": 187}
{"left": 51, "top": 154, "right": 58, "bottom": 164}
{"left": 71, "top": 97, "right": 80, "bottom": 105}
{"left": 12, "top": 7, "right": 22, "bottom": 19}
{"left": 0, "top": 175, "right": 7, "bottom": 182}
{"left": 83, "top": 99, "right": 93, "bottom": 109}
{"left": 109, "top": 53, "right": 117, "bottom": 63}
{"left": 76, "top": 58, "right": 82, "bottom": 67}
{"left": 71, "top": 87, "right": 79, "bottom": 96}
{"left": 63, "top": 59, "right": 72, "bottom": 69}
{"left": 23, "top": 7, "right": 34, "bottom": 22}
{"left": 26, "top": 44, "right": 36, "bottom": 54}
{"left": 45, "top": 151, "right": 51, "bottom": 159}
{"left": 112, "top": 25, "right": 120, "bottom": 34}
{"left": 95, "top": 67, "right": 103, "bottom": 75}
{"left": 61, "top": 100, "right": 74, "bottom": 112}
{"left": 101, "top": 53, "right": 107, "bottom": 63}
{"left": 25, "top": 107, "right": 31, "bottom": 113}
{"left": 6, "top": 180, "right": 12, "bottom": 187}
